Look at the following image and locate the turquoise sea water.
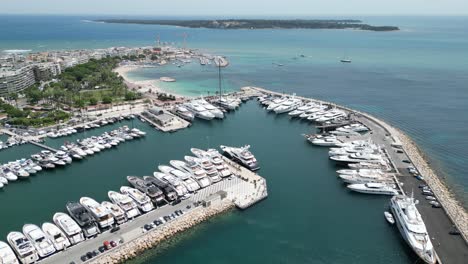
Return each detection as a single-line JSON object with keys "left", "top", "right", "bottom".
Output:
{"left": 0, "top": 15, "right": 467, "bottom": 263}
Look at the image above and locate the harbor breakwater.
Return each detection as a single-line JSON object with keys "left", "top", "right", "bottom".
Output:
{"left": 245, "top": 86, "right": 468, "bottom": 242}
{"left": 90, "top": 201, "right": 235, "bottom": 264}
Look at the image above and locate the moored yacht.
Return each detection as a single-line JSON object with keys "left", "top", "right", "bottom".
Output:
{"left": 390, "top": 195, "right": 437, "bottom": 264}
{"left": 0, "top": 241, "right": 19, "bottom": 264}
{"left": 101, "top": 201, "right": 127, "bottom": 225}
{"left": 79, "top": 197, "right": 115, "bottom": 229}
{"left": 338, "top": 173, "right": 393, "bottom": 184}
{"left": 127, "top": 176, "right": 165, "bottom": 204}
{"left": 169, "top": 160, "right": 211, "bottom": 188}
{"left": 184, "top": 102, "right": 215, "bottom": 120}
{"left": 108, "top": 191, "right": 141, "bottom": 219}
{"left": 330, "top": 153, "right": 384, "bottom": 164}
{"left": 274, "top": 98, "right": 302, "bottom": 114}
{"left": 196, "top": 98, "right": 224, "bottom": 119}
{"left": 220, "top": 145, "right": 260, "bottom": 171}
{"left": 174, "top": 106, "right": 195, "bottom": 121}
{"left": 347, "top": 182, "right": 399, "bottom": 195}
{"left": 66, "top": 202, "right": 100, "bottom": 238}
{"left": 52, "top": 212, "right": 85, "bottom": 245}
{"left": 41, "top": 222, "right": 71, "bottom": 251}
{"left": 22, "top": 224, "right": 56, "bottom": 258}
{"left": 142, "top": 176, "right": 178, "bottom": 201}
{"left": 120, "top": 186, "right": 154, "bottom": 213}
{"left": 6, "top": 232, "right": 39, "bottom": 264}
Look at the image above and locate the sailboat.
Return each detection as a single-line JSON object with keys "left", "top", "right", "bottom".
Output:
{"left": 340, "top": 51, "right": 352, "bottom": 63}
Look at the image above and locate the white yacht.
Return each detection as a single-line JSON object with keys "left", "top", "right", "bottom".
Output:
{"left": 309, "top": 135, "right": 343, "bottom": 147}
{"left": 120, "top": 186, "right": 154, "bottom": 213}
{"left": 184, "top": 102, "right": 215, "bottom": 120}
{"left": 336, "top": 123, "right": 369, "bottom": 133}
{"left": 266, "top": 97, "right": 288, "bottom": 111}
{"left": 185, "top": 156, "right": 222, "bottom": 182}
{"left": 6, "top": 232, "right": 39, "bottom": 264}
{"left": 174, "top": 106, "right": 195, "bottom": 121}
{"left": 330, "top": 153, "right": 384, "bottom": 164}
{"left": 108, "top": 191, "right": 141, "bottom": 219}
{"left": 22, "top": 224, "right": 56, "bottom": 258}
{"left": 169, "top": 160, "right": 211, "bottom": 188}
{"left": 347, "top": 182, "right": 399, "bottom": 195}
{"left": 0, "top": 241, "right": 19, "bottom": 264}
{"left": 390, "top": 195, "right": 437, "bottom": 264}
{"left": 196, "top": 99, "right": 224, "bottom": 119}
{"left": 216, "top": 97, "right": 239, "bottom": 110}
{"left": 52, "top": 212, "right": 85, "bottom": 245}
{"left": 159, "top": 165, "right": 200, "bottom": 192}
{"left": 79, "top": 197, "right": 115, "bottom": 229}
{"left": 315, "top": 110, "right": 347, "bottom": 123}
{"left": 205, "top": 148, "right": 232, "bottom": 177}
{"left": 274, "top": 99, "right": 302, "bottom": 114}
{"left": 338, "top": 174, "right": 393, "bottom": 184}
{"left": 101, "top": 201, "right": 127, "bottom": 225}
{"left": 41, "top": 222, "right": 71, "bottom": 251}
{"left": 220, "top": 145, "right": 260, "bottom": 171}
{"left": 336, "top": 168, "right": 386, "bottom": 176}
{"left": 154, "top": 172, "right": 190, "bottom": 198}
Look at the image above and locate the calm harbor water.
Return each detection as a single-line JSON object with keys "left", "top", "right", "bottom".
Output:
{"left": 0, "top": 14, "right": 467, "bottom": 263}
{"left": 0, "top": 102, "right": 417, "bottom": 263}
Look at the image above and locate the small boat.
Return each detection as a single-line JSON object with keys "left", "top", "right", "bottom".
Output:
{"left": 6, "top": 232, "right": 39, "bottom": 264}
{"left": 0, "top": 241, "right": 19, "bottom": 264}
{"left": 41, "top": 222, "right": 71, "bottom": 251}
{"left": 384, "top": 211, "right": 395, "bottom": 224}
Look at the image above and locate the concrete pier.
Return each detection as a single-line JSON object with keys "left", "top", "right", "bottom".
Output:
{"left": 246, "top": 86, "right": 468, "bottom": 264}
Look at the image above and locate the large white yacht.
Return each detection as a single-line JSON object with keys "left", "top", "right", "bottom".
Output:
{"left": 330, "top": 153, "right": 384, "bottom": 164}
{"left": 309, "top": 135, "right": 343, "bottom": 147}
{"left": 347, "top": 182, "right": 399, "bottom": 195}
{"left": 220, "top": 145, "right": 260, "bottom": 171}
{"left": 120, "top": 186, "right": 154, "bottom": 213}
{"left": 336, "top": 123, "right": 369, "bottom": 133}
{"left": 52, "top": 212, "right": 85, "bottom": 245}
{"left": 205, "top": 148, "right": 232, "bottom": 177}
{"left": 22, "top": 224, "right": 56, "bottom": 258}
{"left": 173, "top": 106, "right": 195, "bottom": 121}
{"left": 315, "top": 110, "right": 347, "bottom": 123}
{"left": 266, "top": 97, "right": 288, "bottom": 111}
{"left": 108, "top": 191, "right": 141, "bottom": 219}
{"left": 79, "top": 197, "right": 115, "bottom": 229}
{"left": 337, "top": 168, "right": 386, "bottom": 176}
{"left": 288, "top": 102, "right": 317, "bottom": 117}
{"left": 184, "top": 156, "right": 222, "bottom": 183}
{"left": 41, "top": 222, "right": 71, "bottom": 251}
{"left": 6, "top": 232, "right": 38, "bottom": 264}
{"left": 154, "top": 172, "right": 191, "bottom": 198}
{"left": 0, "top": 241, "right": 19, "bottom": 264}
{"left": 339, "top": 173, "right": 393, "bottom": 184}
{"left": 196, "top": 98, "right": 224, "bottom": 119}
{"left": 216, "top": 97, "right": 239, "bottom": 110}
{"left": 169, "top": 160, "right": 211, "bottom": 188}
{"left": 101, "top": 201, "right": 127, "bottom": 225}
{"left": 390, "top": 195, "right": 437, "bottom": 264}
{"left": 158, "top": 165, "right": 200, "bottom": 192}
{"left": 184, "top": 102, "right": 215, "bottom": 120}
{"left": 274, "top": 98, "right": 302, "bottom": 114}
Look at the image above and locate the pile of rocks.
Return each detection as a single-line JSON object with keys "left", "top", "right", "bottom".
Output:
{"left": 90, "top": 201, "right": 234, "bottom": 264}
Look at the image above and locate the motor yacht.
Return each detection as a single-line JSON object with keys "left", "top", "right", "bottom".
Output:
{"left": 185, "top": 156, "right": 222, "bottom": 182}
{"left": 55, "top": 151, "right": 72, "bottom": 164}
{"left": 220, "top": 145, "right": 260, "bottom": 171}
{"left": 2, "top": 168, "right": 18, "bottom": 181}
{"left": 6, "top": 232, "right": 39, "bottom": 264}
{"left": 158, "top": 166, "right": 200, "bottom": 192}
{"left": 336, "top": 123, "right": 369, "bottom": 133}
{"left": 52, "top": 212, "right": 85, "bottom": 245}
{"left": 308, "top": 135, "right": 343, "bottom": 147}
{"left": 79, "top": 197, "right": 115, "bottom": 229}
{"left": 120, "top": 186, "right": 154, "bottom": 213}
{"left": 196, "top": 99, "right": 224, "bottom": 119}
{"left": 274, "top": 99, "right": 302, "bottom": 114}
{"left": 101, "top": 201, "right": 127, "bottom": 225}
{"left": 266, "top": 97, "right": 288, "bottom": 111}
{"left": 127, "top": 176, "right": 165, "bottom": 204}
{"left": 0, "top": 241, "right": 19, "bottom": 264}
{"left": 22, "top": 224, "right": 56, "bottom": 258}
{"left": 184, "top": 103, "right": 215, "bottom": 120}
{"left": 216, "top": 97, "right": 238, "bottom": 110}
{"left": 169, "top": 160, "right": 211, "bottom": 188}
{"left": 336, "top": 168, "right": 385, "bottom": 176}
{"left": 338, "top": 173, "right": 393, "bottom": 184}
{"left": 347, "top": 183, "right": 399, "bottom": 195}
{"left": 41, "top": 222, "right": 71, "bottom": 251}
{"left": 142, "top": 176, "right": 178, "bottom": 201}
{"left": 390, "top": 195, "right": 436, "bottom": 264}
{"left": 174, "top": 106, "right": 195, "bottom": 121}
{"left": 65, "top": 202, "right": 100, "bottom": 238}
{"left": 205, "top": 149, "right": 232, "bottom": 177}
{"left": 330, "top": 153, "right": 384, "bottom": 164}
{"left": 315, "top": 110, "right": 347, "bottom": 123}
{"left": 153, "top": 172, "right": 190, "bottom": 198}
{"left": 108, "top": 191, "right": 141, "bottom": 219}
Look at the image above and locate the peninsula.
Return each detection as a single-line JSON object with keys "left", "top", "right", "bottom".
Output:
{"left": 93, "top": 19, "right": 399, "bottom": 31}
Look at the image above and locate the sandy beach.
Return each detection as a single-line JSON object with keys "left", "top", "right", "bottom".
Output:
{"left": 114, "top": 65, "right": 186, "bottom": 98}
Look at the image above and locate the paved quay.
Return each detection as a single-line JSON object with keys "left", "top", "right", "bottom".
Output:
{"left": 247, "top": 86, "right": 468, "bottom": 264}
{"left": 41, "top": 170, "right": 266, "bottom": 264}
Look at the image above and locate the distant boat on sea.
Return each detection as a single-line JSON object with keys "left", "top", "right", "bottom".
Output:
{"left": 340, "top": 58, "right": 352, "bottom": 63}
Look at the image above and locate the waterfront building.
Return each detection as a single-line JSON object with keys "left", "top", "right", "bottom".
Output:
{"left": 0, "top": 64, "right": 36, "bottom": 95}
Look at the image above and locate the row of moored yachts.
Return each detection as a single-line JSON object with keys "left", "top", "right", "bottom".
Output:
{"left": 0, "top": 147, "right": 243, "bottom": 264}
{"left": 0, "top": 126, "right": 146, "bottom": 190}
{"left": 172, "top": 96, "right": 247, "bottom": 121}
{"left": 306, "top": 122, "right": 436, "bottom": 263}
{"left": 258, "top": 95, "right": 348, "bottom": 123}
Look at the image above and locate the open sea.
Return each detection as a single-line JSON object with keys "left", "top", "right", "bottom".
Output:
{"left": 0, "top": 15, "right": 467, "bottom": 264}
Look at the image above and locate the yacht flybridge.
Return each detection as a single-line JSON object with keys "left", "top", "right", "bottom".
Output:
{"left": 108, "top": 191, "right": 141, "bottom": 219}
{"left": 52, "top": 212, "right": 85, "bottom": 245}
{"left": 7, "top": 232, "right": 39, "bottom": 264}
{"left": 22, "top": 224, "right": 56, "bottom": 258}
{"left": 184, "top": 102, "right": 215, "bottom": 120}
{"left": 101, "top": 201, "right": 127, "bottom": 225}
{"left": 41, "top": 222, "right": 71, "bottom": 251}
{"left": 66, "top": 202, "right": 100, "bottom": 238}
{"left": 120, "top": 186, "right": 154, "bottom": 213}
{"left": 390, "top": 195, "right": 437, "bottom": 264}
{"left": 0, "top": 241, "right": 19, "bottom": 264}
{"left": 127, "top": 176, "right": 165, "bottom": 204}
{"left": 79, "top": 197, "right": 115, "bottom": 229}
{"left": 220, "top": 145, "right": 260, "bottom": 171}
{"left": 347, "top": 182, "right": 399, "bottom": 195}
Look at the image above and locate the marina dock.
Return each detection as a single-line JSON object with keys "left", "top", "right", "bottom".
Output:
{"left": 247, "top": 86, "right": 468, "bottom": 264}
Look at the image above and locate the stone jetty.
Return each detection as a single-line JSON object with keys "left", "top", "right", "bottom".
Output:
{"left": 89, "top": 201, "right": 234, "bottom": 264}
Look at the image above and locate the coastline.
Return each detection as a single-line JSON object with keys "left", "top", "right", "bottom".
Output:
{"left": 246, "top": 86, "right": 468, "bottom": 241}
{"left": 89, "top": 201, "right": 234, "bottom": 264}
{"left": 113, "top": 65, "right": 187, "bottom": 99}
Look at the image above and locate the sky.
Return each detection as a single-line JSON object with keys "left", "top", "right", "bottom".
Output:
{"left": 1, "top": 0, "right": 467, "bottom": 16}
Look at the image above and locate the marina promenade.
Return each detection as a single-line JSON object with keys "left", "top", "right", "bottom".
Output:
{"left": 246, "top": 86, "right": 468, "bottom": 263}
